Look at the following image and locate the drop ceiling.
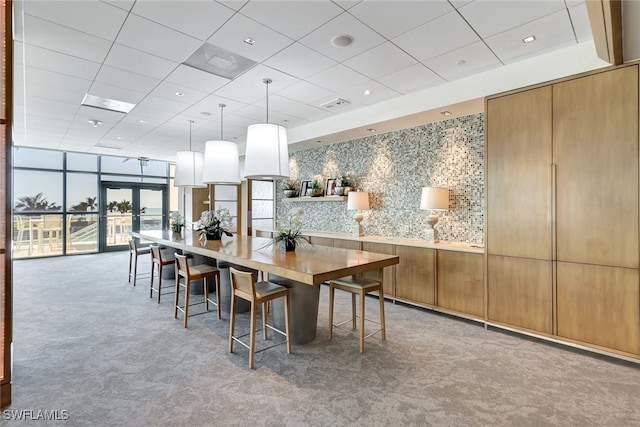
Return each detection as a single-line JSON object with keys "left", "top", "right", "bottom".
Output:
{"left": 12, "top": 0, "right": 596, "bottom": 161}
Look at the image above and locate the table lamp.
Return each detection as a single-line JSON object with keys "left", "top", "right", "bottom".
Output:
{"left": 420, "top": 186, "right": 449, "bottom": 243}
{"left": 347, "top": 191, "right": 370, "bottom": 237}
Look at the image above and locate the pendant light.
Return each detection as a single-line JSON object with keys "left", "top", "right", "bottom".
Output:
{"left": 202, "top": 104, "right": 241, "bottom": 184}
{"left": 174, "top": 120, "right": 206, "bottom": 188}
{"left": 243, "top": 78, "right": 290, "bottom": 180}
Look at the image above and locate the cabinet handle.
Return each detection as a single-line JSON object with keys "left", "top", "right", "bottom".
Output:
{"left": 551, "top": 163, "right": 557, "bottom": 261}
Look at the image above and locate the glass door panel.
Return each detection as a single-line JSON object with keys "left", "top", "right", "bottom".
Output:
{"left": 140, "top": 189, "right": 163, "bottom": 231}
{"left": 105, "top": 187, "right": 133, "bottom": 249}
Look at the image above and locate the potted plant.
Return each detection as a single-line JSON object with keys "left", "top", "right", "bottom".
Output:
{"left": 273, "top": 208, "right": 310, "bottom": 251}
{"left": 194, "top": 207, "right": 234, "bottom": 240}
{"left": 335, "top": 175, "right": 355, "bottom": 196}
{"left": 308, "top": 175, "right": 324, "bottom": 197}
{"left": 170, "top": 211, "right": 184, "bottom": 233}
{"left": 281, "top": 179, "right": 299, "bottom": 198}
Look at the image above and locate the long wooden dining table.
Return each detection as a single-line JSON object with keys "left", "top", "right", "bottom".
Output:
{"left": 130, "top": 230, "right": 399, "bottom": 344}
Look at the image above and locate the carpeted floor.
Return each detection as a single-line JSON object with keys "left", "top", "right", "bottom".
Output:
{"left": 5, "top": 251, "right": 640, "bottom": 426}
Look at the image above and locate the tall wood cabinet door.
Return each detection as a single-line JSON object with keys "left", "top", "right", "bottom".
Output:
{"left": 486, "top": 87, "right": 553, "bottom": 260}
{"left": 437, "top": 251, "right": 484, "bottom": 318}
{"left": 553, "top": 66, "right": 639, "bottom": 268}
{"left": 487, "top": 255, "right": 552, "bottom": 334}
{"left": 309, "top": 237, "right": 333, "bottom": 247}
{"left": 395, "top": 245, "right": 435, "bottom": 305}
{"left": 362, "top": 242, "right": 395, "bottom": 297}
{"left": 333, "top": 239, "right": 361, "bottom": 250}
{"left": 557, "top": 262, "right": 640, "bottom": 355}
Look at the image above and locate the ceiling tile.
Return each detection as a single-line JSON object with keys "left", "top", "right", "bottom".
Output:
{"left": 392, "top": 11, "right": 480, "bottom": 62}
{"left": 18, "top": 43, "right": 101, "bottom": 81}
{"left": 377, "top": 63, "right": 444, "bottom": 94}
{"left": 131, "top": 0, "right": 234, "bottom": 41}
{"left": 149, "top": 81, "right": 208, "bottom": 105}
{"left": 102, "top": 1, "right": 136, "bottom": 12}
{"left": 24, "top": 0, "right": 127, "bottom": 40}
{"left": 349, "top": 0, "right": 453, "bottom": 39}
{"left": 299, "top": 12, "right": 386, "bottom": 62}
{"left": 95, "top": 65, "right": 161, "bottom": 94}
{"left": 277, "top": 81, "right": 338, "bottom": 106}
{"left": 457, "top": 0, "right": 567, "bottom": 38}
{"left": 344, "top": 42, "right": 418, "bottom": 79}
{"left": 23, "top": 97, "right": 78, "bottom": 121}
{"left": 213, "top": 64, "right": 299, "bottom": 104}
{"left": 423, "top": 41, "right": 502, "bottom": 81}
{"left": 20, "top": 67, "right": 92, "bottom": 94}
{"left": 240, "top": 0, "right": 343, "bottom": 39}
{"left": 486, "top": 10, "right": 577, "bottom": 64}
{"left": 267, "top": 95, "right": 333, "bottom": 122}
{"left": 116, "top": 14, "right": 202, "bottom": 62}
{"left": 307, "top": 64, "right": 370, "bottom": 93}
{"left": 206, "top": 13, "right": 294, "bottom": 63}
{"left": 264, "top": 43, "right": 337, "bottom": 79}
{"left": 86, "top": 82, "right": 147, "bottom": 105}
{"left": 339, "top": 80, "right": 402, "bottom": 106}
{"left": 104, "top": 44, "right": 179, "bottom": 80}
{"left": 135, "top": 95, "right": 191, "bottom": 114}
{"left": 569, "top": 2, "right": 593, "bottom": 43}
{"left": 23, "top": 15, "right": 112, "bottom": 63}
{"left": 164, "top": 64, "right": 230, "bottom": 93}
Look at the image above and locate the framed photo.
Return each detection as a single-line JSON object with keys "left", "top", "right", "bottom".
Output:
{"left": 325, "top": 178, "right": 337, "bottom": 196}
{"left": 300, "top": 180, "right": 311, "bottom": 197}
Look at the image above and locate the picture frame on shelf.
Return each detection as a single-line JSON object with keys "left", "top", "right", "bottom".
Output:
{"left": 300, "top": 180, "right": 311, "bottom": 197}
{"left": 325, "top": 178, "right": 337, "bottom": 196}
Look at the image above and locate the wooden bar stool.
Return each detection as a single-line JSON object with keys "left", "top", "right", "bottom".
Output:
{"left": 128, "top": 238, "right": 150, "bottom": 287}
{"left": 174, "top": 253, "right": 221, "bottom": 328}
{"left": 149, "top": 245, "right": 174, "bottom": 303}
{"left": 228, "top": 267, "right": 291, "bottom": 369}
{"left": 328, "top": 275, "right": 386, "bottom": 353}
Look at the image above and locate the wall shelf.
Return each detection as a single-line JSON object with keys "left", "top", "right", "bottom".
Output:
{"left": 282, "top": 196, "right": 347, "bottom": 202}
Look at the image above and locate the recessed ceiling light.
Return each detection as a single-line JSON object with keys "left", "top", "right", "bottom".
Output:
{"left": 139, "top": 119, "right": 147, "bottom": 124}
{"left": 364, "top": 89, "right": 371, "bottom": 95}
{"left": 200, "top": 111, "right": 211, "bottom": 116}
{"left": 88, "top": 119, "right": 102, "bottom": 127}
{"left": 457, "top": 60, "right": 466, "bottom": 65}
{"left": 523, "top": 35, "right": 536, "bottom": 43}
{"left": 175, "top": 92, "right": 184, "bottom": 97}
{"left": 366, "top": 128, "right": 376, "bottom": 133}
{"left": 244, "top": 38, "right": 255, "bottom": 45}
{"left": 440, "top": 111, "right": 452, "bottom": 116}
{"left": 330, "top": 34, "right": 354, "bottom": 47}
{"left": 82, "top": 94, "right": 135, "bottom": 114}
{"left": 117, "top": 136, "right": 124, "bottom": 140}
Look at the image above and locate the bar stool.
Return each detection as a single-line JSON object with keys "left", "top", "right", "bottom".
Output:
{"left": 174, "top": 253, "right": 221, "bottom": 328}
{"left": 228, "top": 267, "right": 291, "bottom": 369}
{"left": 128, "top": 238, "right": 150, "bottom": 287}
{"left": 149, "top": 245, "right": 174, "bottom": 303}
{"left": 328, "top": 275, "right": 386, "bottom": 353}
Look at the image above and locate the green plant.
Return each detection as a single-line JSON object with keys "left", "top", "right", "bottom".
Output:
{"left": 273, "top": 208, "right": 310, "bottom": 249}
{"left": 282, "top": 179, "right": 299, "bottom": 191}
{"left": 310, "top": 175, "right": 323, "bottom": 190}
{"left": 338, "top": 175, "right": 354, "bottom": 187}
{"left": 194, "top": 207, "right": 233, "bottom": 237}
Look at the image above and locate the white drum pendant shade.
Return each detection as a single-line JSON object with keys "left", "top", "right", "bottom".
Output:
{"left": 202, "top": 140, "right": 241, "bottom": 184}
{"left": 174, "top": 150, "right": 206, "bottom": 188}
{"left": 243, "top": 123, "right": 289, "bottom": 180}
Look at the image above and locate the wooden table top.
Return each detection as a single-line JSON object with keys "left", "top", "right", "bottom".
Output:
{"left": 131, "top": 230, "right": 399, "bottom": 286}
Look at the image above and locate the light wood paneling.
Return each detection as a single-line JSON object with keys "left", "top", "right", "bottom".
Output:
{"left": 191, "top": 187, "right": 209, "bottom": 222}
{"left": 487, "top": 255, "right": 552, "bottom": 334}
{"left": 557, "top": 262, "right": 640, "bottom": 354}
{"left": 362, "top": 242, "right": 395, "bottom": 297}
{"left": 486, "top": 87, "right": 553, "bottom": 260}
{"left": 553, "top": 66, "right": 639, "bottom": 268}
{"left": 333, "top": 239, "right": 361, "bottom": 250}
{"left": 395, "top": 245, "right": 435, "bottom": 305}
{"left": 437, "top": 251, "right": 484, "bottom": 318}
{"left": 586, "top": 0, "right": 623, "bottom": 65}
{"left": 309, "top": 236, "right": 333, "bottom": 247}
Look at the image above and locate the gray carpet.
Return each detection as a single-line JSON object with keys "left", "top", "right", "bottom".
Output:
{"left": 5, "top": 251, "right": 640, "bottom": 426}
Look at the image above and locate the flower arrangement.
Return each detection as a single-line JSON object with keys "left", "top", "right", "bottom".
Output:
{"left": 338, "top": 174, "right": 355, "bottom": 188}
{"left": 194, "top": 207, "right": 234, "bottom": 240}
{"left": 281, "top": 179, "right": 299, "bottom": 191}
{"left": 170, "top": 211, "right": 184, "bottom": 232}
{"left": 274, "top": 208, "right": 310, "bottom": 251}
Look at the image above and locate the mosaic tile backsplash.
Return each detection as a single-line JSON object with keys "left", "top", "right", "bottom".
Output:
{"left": 276, "top": 113, "right": 485, "bottom": 244}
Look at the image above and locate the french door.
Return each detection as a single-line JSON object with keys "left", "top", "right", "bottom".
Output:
{"left": 99, "top": 183, "right": 167, "bottom": 252}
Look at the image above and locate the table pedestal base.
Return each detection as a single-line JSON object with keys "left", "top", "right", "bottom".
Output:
{"left": 269, "top": 275, "right": 320, "bottom": 345}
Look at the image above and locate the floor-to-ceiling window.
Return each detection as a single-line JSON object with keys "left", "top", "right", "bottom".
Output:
{"left": 249, "top": 180, "right": 274, "bottom": 236}
{"left": 11, "top": 148, "right": 170, "bottom": 258}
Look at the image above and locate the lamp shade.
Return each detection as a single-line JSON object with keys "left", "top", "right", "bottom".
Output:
{"left": 174, "top": 150, "right": 206, "bottom": 188}
{"left": 202, "top": 140, "right": 241, "bottom": 184}
{"left": 347, "top": 191, "right": 370, "bottom": 210}
{"left": 420, "top": 187, "right": 449, "bottom": 211}
{"left": 243, "top": 123, "right": 289, "bottom": 180}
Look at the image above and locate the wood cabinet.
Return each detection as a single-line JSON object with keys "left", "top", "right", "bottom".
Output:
{"left": 395, "top": 245, "right": 435, "bottom": 305}
{"left": 309, "top": 236, "right": 333, "bottom": 247}
{"left": 362, "top": 242, "right": 395, "bottom": 297}
{"left": 333, "top": 239, "right": 361, "bottom": 250}
{"left": 557, "top": 262, "right": 640, "bottom": 354}
{"left": 437, "top": 251, "right": 483, "bottom": 318}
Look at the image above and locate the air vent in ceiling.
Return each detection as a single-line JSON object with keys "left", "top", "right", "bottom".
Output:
{"left": 319, "top": 98, "right": 351, "bottom": 109}
{"left": 183, "top": 42, "right": 257, "bottom": 80}
{"left": 81, "top": 94, "right": 135, "bottom": 114}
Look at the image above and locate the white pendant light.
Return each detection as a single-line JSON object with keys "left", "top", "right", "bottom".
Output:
{"left": 174, "top": 120, "right": 206, "bottom": 188}
{"left": 202, "top": 104, "right": 241, "bottom": 184}
{"left": 243, "top": 78, "right": 290, "bottom": 180}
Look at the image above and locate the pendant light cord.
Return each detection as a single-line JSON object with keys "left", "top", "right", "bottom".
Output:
{"left": 263, "top": 78, "right": 272, "bottom": 123}
{"left": 188, "top": 120, "right": 194, "bottom": 150}
{"left": 219, "top": 104, "right": 226, "bottom": 140}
